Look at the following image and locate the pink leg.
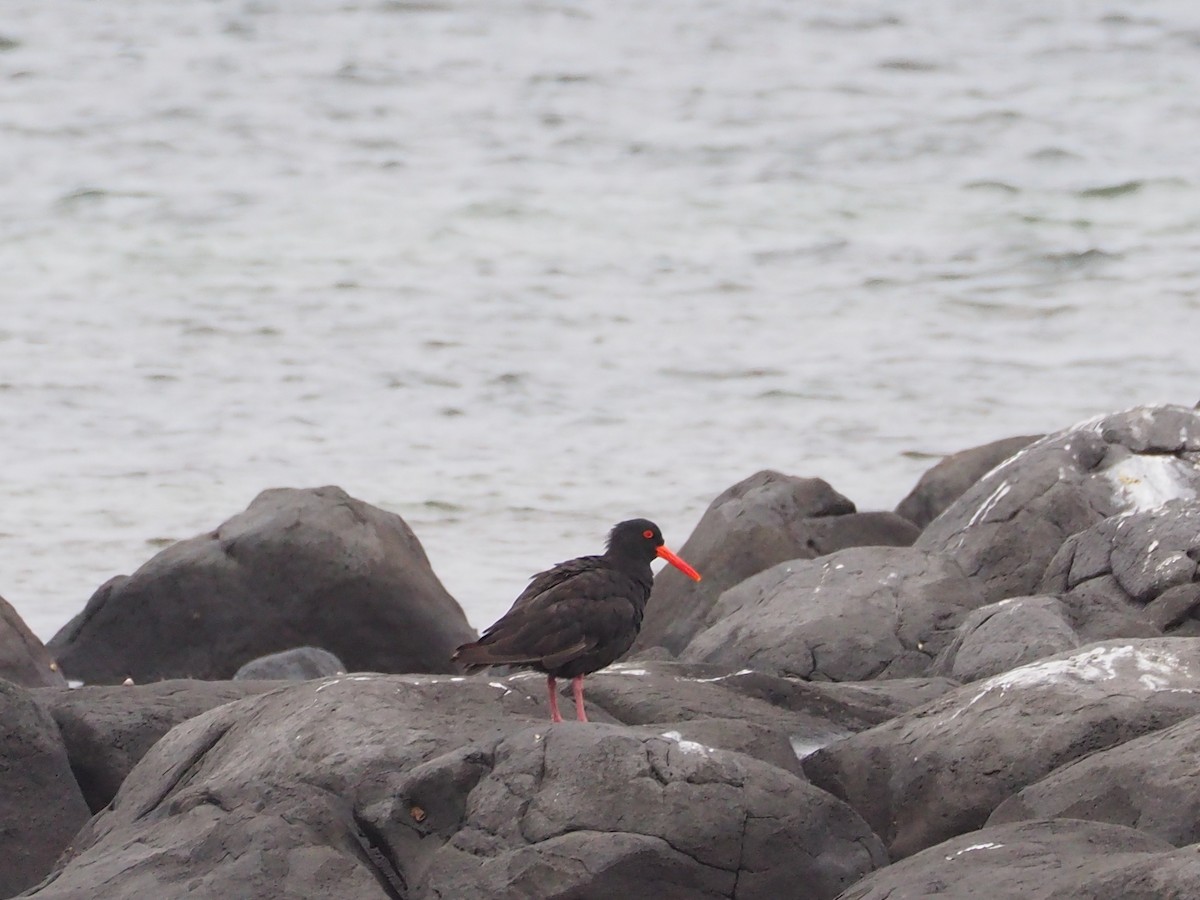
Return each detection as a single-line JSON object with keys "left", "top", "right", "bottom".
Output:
{"left": 546, "top": 676, "right": 564, "bottom": 723}
{"left": 572, "top": 675, "right": 588, "bottom": 722}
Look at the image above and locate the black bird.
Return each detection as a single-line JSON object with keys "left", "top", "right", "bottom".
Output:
{"left": 452, "top": 518, "right": 701, "bottom": 722}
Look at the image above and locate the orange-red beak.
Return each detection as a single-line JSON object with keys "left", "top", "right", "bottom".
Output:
{"left": 656, "top": 545, "right": 701, "bottom": 581}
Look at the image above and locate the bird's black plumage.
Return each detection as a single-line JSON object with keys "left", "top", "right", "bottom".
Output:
{"left": 452, "top": 519, "right": 700, "bottom": 721}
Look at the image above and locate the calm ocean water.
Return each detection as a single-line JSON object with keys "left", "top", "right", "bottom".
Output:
{"left": 2, "top": 0, "right": 1199, "bottom": 640}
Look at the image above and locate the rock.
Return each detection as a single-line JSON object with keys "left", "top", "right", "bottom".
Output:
{"left": 804, "top": 639, "right": 1200, "bottom": 860}
{"left": 895, "top": 434, "right": 1042, "bottom": 529}
{"left": 1051, "top": 842, "right": 1200, "bottom": 899}
{"left": 917, "top": 405, "right": 1200, "bottom": 604}
{"left": 989, "top": 713, "right": 1200, "bottom": 848}
{"left": 233, "top": 646, "right": 345, "bottom": 681}
{"left": 679, "top": 546, "right": 986, "bottom": 681}
{"left": 47, "top": 486, "right": 476, "bottom": 683}
{"left": 1040, "top": 498, "right": 1200, "bottom": 637}
{"left": 34, "top": 679, "right": 280, "bottom": 813}
{"left": 634, "top": 471, "right": 918, "bottom": 655}
{"left": 575, "top": 661, "right": 957, "bottom": 769}
{"left": 1, "top": 592, "right": 66, "bottom": 688}
{"left": 837, "top": 819, "right": 1175, "bottom": 900}
{"left": 931, "top": 595, "right": 1079, "bottom": 682}
{"left": 0, "top": 678, "right": 90, "bottom": 897}
{"left": 29, "top": 674, "right": 886, "bottom": 899}
{"left": 404, "top": 724, "right": 886, "bottom": 899}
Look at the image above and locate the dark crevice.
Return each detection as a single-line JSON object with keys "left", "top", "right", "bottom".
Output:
{"left": 133, "top": 720, "right": 233, "bottom": 820}
{"left": 350, "top": 810, "right": 408, "bottom": 900}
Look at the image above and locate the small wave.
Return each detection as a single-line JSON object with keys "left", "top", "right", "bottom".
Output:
{"left": 963, "top": 180, "right": 1020, "bottom": 194}
{"left": 660, "top": 367, "right": 785, "bottom": 381}
{"left": 944, "top": 298, "right": 1079, "bottom": 319}
{"left": 1037, "top": 248, "right": 1120, "bottom": 269}
{"left": 1078, "top": 180, "right": 1143, "bottom": 199}
{"left": 1028, "top": 146, "right": 1083, "bottom": 162}
{"left": 877, "top": 58, "right": 940, "bottom": 72}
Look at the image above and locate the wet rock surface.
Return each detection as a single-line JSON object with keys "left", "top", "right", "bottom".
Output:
{"left": 25, "top": 674, "right": 887, "bottom": 900}
{"left": 804, "top": 639, "right": 1200, "bottom": 860}
{"left": 1, "top": 593, "right": 66, "bottom": 688}
{"left": 679, "top": 546, "right": 985, "bottom": 681}
{"left": 917, "top": 405, "right": 1200, "bottom": 604}
{"left": 635, "top": 470, "right": 916, "bottom": 655}
{"left": 0, "top": 679, "right": 90, "bottom": 898}
{"left": 895, "top": 433, "right": 1042, "bottom": 529}
{"left": 836, "top": 819, "right": 1176, "bottom": 900}
{"left": 47, "top": 486, "right": 475, "bottom": 683}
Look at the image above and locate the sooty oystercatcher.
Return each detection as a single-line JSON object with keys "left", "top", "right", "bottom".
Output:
{"left": 451, "top": 518, "right": 701, "bottom": 722}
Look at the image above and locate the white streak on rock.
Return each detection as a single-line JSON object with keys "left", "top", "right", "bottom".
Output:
{"left": 687, "top": 669, "right": 754, "bottom": 683}
{"left": 660, "top": 730, "right": 714, "bottom": 756}
{"left": 945, "top": 841, "right": 1004, "bottom": 861}
{"left": 316, "top": 674, "right": 378, "bottom": 692}
{"left": 605, "top": 664, "right": 649, "bottom": 676}
{"left": 1104, "top": 454, "right": 1198, "bottom": 514}
{"left": 967, "top": 480, "right": 1012, "bottom": 528}
{"left": 951, "top": 644, "right": 1194, "bottom": 717}
{"left": 790, "top": 736, "right": 836, "bottom": 760}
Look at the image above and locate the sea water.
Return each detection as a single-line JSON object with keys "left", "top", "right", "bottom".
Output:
{"left": 2, "top": 0, "right": 1198, "bottom": 638}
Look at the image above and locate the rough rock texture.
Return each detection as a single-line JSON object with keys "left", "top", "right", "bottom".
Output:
{"left": 34, "top": 679, "right": 280, "bottom": 813}
{"left": 895, "top": 434, "right": 1042, "bottom": 529}
{"left": 233, "top": 646, "right": 346, "bottom": 681}
{"left": 28, "top": 674, "right": 886, "bottom": 899}
{"left": 679, "top": 546, "right": 986, "bottom": 681}
{"left": 0, "top": 679, "right": 90, "bottom": 897}
{"left": 989, "top": 713, "right": 1200, "bottom": 847}
{"left": 1, "top": 593, "right": 66, "bottom": 688}
{"left": 917, "top": 405, "right": 1200, "bottom": 604}
{"left": 634, "top": 471, "right": 917, "bottom": 655}
{"left": 577, "top": 661, "right": 959, "bottom": 767}
{"left": 804, "top": 639, "right": 1200, "bottom": 860}
{"left": 47, "top": 486, "right": 476, "bottom": 683}
{"left": 1050, "top": 842, "right": 1200, "bottom": 899}
{"left": 931, "top": 595, "right": 1079, "bottom": 682}
{"left": 1041, "top": 498, "right": 1200, "bottom": 637}
{"left": 837, "top": 819, "right": 1175, "bottom": 900}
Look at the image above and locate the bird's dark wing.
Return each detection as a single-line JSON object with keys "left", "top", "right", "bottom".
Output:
{"left": 507, "top": 556, "right": 604, "bottom": 612}
{"left": 452, "top": 564, "right": 641, "bottom": 670}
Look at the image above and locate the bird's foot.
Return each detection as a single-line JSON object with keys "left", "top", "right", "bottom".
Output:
{"left": 547, "top": 676, "right": 564, "bottom": 723}
{"left": 571, "top": 675, "right": 588, "bottom": 722}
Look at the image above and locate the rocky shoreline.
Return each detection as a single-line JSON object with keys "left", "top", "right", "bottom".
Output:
{"left": 4, "top": 402, "right": 1200, "bottom": 898}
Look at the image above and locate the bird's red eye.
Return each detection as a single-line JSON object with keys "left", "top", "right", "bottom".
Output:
{"left": 643, "top": 529, "right": 654, "bottom": 539}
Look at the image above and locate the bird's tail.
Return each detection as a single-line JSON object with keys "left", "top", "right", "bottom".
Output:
{"left": 452, "top": 640, "right": 537, "bottom": 670}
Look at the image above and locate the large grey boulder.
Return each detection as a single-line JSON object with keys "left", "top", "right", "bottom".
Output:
{"left": 917, "top": 405, "right": 1200, "bottom": 604}
{"left": 28, "top": 674, "right": 887, "bottom": 899}
{"left": 895, "top": 434, "right": 1042, "bottom": 529}
{"left": 989, "top": 712, "right": 1200, "bottom": 847}
{"left": 679, "top": 546, "right": 985, "bottom": 681}
{"left": 837, "top": 819, "right": 1176, "bottom": 900}
{"left": 34, "top": 679, "right": 280, "bottom": 813}
{"left": 804, "top": 639, "right": 1200, "bottom": 860}
{"left": 634, "top": 471, "right": 917, "bottom": 655}
{"left": 1040, "top": 498, "right": 1200, "bottom": 638}
{"left": 1, "top": 593, "right": 66, "bottom": 688}
{"left": 0, "top": 679, "right": 90, "bottom": 897}
{"left": 931, "top": 594, "right": 1079, "bottom": 682}
{"left": 405, "top": 724, "right": 885, "bottom": 899}
{"left": 47, "top": 486, "right": 476, "bottom": 683}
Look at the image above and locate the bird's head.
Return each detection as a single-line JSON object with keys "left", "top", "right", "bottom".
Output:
{"left": 607, "top": 518, "right": 701, "bottom": 581}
